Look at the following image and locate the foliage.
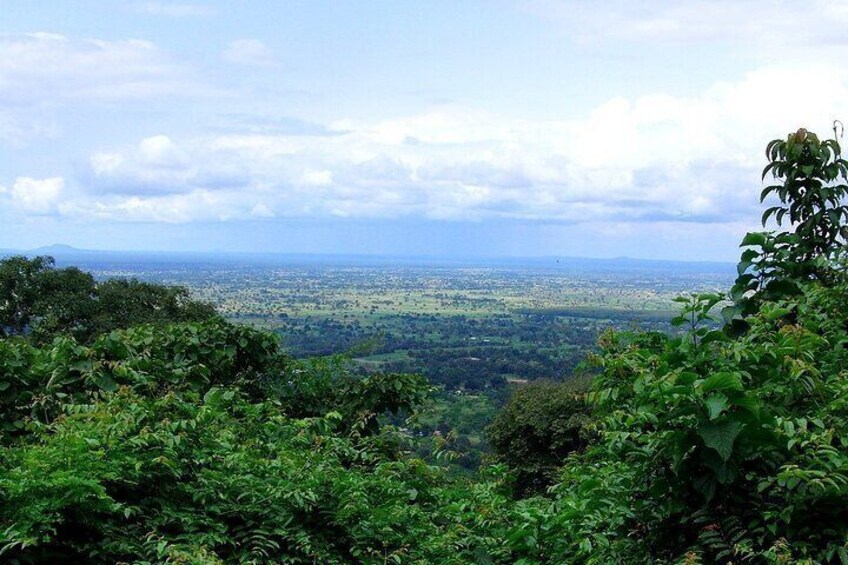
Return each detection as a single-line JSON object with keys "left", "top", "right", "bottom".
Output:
{"left": 760, "top": 127, "right": 848, "bottom": 263}
{"left": 0, "top": 321, "right": 445, "bottom": 563}
{"left": 728, "top": 128, "right": 848, "bottom": 326}
{"left": 0, "top": 255, "right": 217, "bottom": 343}
{"left": 519, "top": 278, "right": 848, "bottom": 563}
{"left": 0, "top": 319, "right": 279, "bottom": 438}
{"left": 487, "top": 379, "right": 593, "bottom": 497}
{"left": 0, "top": 256, "right": 67, "bottom": 336}
{"left": 512, "top": 128, "right": 848, "bottom": 562}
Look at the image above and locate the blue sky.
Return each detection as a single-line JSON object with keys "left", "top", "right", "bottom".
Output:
{"left": 3, "top": 1, "right": 848, "bottom": 260}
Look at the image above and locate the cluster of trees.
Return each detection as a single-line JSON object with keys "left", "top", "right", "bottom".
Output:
{"left": 0, "top": 256, "right": 216, "bottom": 343}
{"left": 279, "top": 313, "right": 604, "bottom": 391}
{"left": 3, "top": 128, "right": 848, "bottom": 562}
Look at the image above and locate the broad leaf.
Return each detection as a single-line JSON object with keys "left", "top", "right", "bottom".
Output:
{"left": 701, "top": 372, "right": 744, "bottom": 394}
{"left": 699, "top": 420, "right": 745, "bottom": 462}
{"left": 704, "top": 393, "right": 729, "bottom": 420}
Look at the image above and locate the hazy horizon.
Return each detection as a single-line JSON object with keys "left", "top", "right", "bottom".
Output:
{"left": 1, "top": 241, "right": 737, "bottom": 267}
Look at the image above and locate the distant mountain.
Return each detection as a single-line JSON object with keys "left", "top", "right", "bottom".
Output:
{"left": 33, "top": 244, "right": 80, "bottom": 253}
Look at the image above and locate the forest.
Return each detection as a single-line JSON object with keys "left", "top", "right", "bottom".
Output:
{"left": 3, "top": 128, "right": 848, "bottom": 563}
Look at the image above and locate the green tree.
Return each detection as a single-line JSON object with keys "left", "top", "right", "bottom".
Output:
{"left": 90, "top": 278, "right": 217, "bottom": 339}
{"left": 727, "top": 127, "right": 848, "bottom": 327}
{"left": 487, "top": 379, "right": 592, "bottom": 496}
{"left": 0, "top": 256, "right": 57, "bottom": 336}
{"left": 0, "top": 256, "right": 217, "bottom": 343}
{"left": 761, "top": 127, "right": 848, "bottom": 264}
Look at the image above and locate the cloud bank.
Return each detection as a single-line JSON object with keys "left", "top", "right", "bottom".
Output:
{"left": 19, "top": 64, "right": 834, "bottom": 227}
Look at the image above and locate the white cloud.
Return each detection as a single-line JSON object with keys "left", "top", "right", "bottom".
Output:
{"left": 300, "top": 170, "right": 334, "bottom": 186}
{"left": 0, "top": 33, "right": 202, "bottom": 145}
{"left": 222, "top": 39, "right": 279, "bottom": 68}
{"left": 0, "top": 33, "right": 194, "bottom": 103}
{"left": 251, "top": 203, "right": 275, "bottom": 218}
{"left": 138, "top": 135, "right": 188, "bottom": 168}
{"left": 1, "top": 177, "right": 64, "bottom": 213}
{"left": 87, "top": 135, "right": 248, "bottom": 196}
{"left": 90, "top": 152, "right": 125, "bottom": 175}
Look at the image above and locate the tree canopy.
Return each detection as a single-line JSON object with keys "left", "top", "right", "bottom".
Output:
{"left": 0, "top": 255, "right": 217, "bottom": 343}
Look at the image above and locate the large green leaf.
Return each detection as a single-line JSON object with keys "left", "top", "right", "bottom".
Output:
{"left": 704, "top": 394, "right": 729, "bottom": 420}
{"left": 701, "top": 372, "right": 744, "bottom": 394}
{"left": 91, "top": 372, "right": 118, "bottom": 393}
{"left": 698, "top": 420, "right": 745, "bottom": 462}
{"left": 740, "top": 232, "right": 767, "bottom": 247}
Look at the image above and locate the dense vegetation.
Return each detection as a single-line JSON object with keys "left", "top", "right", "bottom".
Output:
{"left": 0, "top": 256, "right": 216, "bottom": 343}
{"left": 486, "top": 378, "right": 593, "bottom": 497}
{"left": 3, "top": 128, "right": 848, "bottom": 563}
{"left": 277, "top": 312, "right": 606, "bottom": 390}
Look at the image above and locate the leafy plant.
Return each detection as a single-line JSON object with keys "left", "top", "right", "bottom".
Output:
{"left": 729, "top": 127, "right": 848, "bottom": 327}
{"left": 760, "top": 127, "right": 848, "bottom": 263}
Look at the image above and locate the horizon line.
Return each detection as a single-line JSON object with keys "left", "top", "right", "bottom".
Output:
{"left": 0, "top": 243, "right": 736, "bottom": 267}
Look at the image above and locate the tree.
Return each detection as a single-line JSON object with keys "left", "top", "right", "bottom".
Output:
{"left": 0, "top": 256, "right": 56, "bottom": 336}
{"left": 761, "top": 127, "right": 848, "bottom": 264}
{"left": 0, "top": 256, "right": 217, "bottom": 343}
{"left": 91, "top": 278, "right": 217, "bottom": 339}
{"left": 727, "top": 127, "right": 848, "bottom": 327}
{"left": 487, "top": 379, "right": 592, "bottom": 496}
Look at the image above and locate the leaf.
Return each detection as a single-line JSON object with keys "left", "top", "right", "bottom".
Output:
{"left": 92, "top": 372, "right": 118, "bottom": 393}
{"left": 763, "top": 279, "right": 800, "bottom": 297}
{"left": 701, "top": 448, "right": 737, "bottom": 484}
{"left": 699, "top": 420, "right": 745, "bottom": 462}
{"left": 740, "top": 232, "right": 767, "bottom": 247}
{"left": 203, "top": 387, "right": 221, "bottom": 404}
{"left": 721, "top": 305, "right": 743, "bottom": 323}
{"left": 761, "top": 206, "right": 781, "bottom": 225}
{"left": 692, "top": 473, "right": 717, "bottom": 501}
{"left": 701, "top": 372, "right": 744, "bottom": 394}
{"left": 700, "top": 330, "right": 728, "bottom": 345}
{"left": 704, "top": 394, "right": 729, "bottom": 420}
{"left": 736, "top": 260, "right": 753, "bottom": 276}
{"left": 670, "top": 315, "right": 687, "bottom": 327}
{"left": 728, "top": 394, "right": 761, "bottom": 418}
{"left": 739, "top": 248, "right": 760, "bottom": 262}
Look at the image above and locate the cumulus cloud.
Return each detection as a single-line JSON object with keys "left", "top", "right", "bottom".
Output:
{"left": 222, "top": 39, "right": 279, "bottom": 68}
{"left": 87, "top": 135, "right": 250, "bottom": 196}
{"left": 0, "top": 177, "right": 64, "bottom": 213}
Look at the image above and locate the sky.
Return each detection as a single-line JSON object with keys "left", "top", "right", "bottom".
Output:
{"left": 3, "top": 1, "right": 848, "bottom": 261}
